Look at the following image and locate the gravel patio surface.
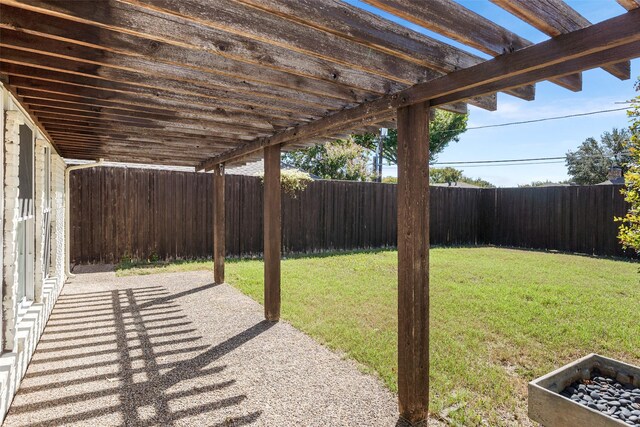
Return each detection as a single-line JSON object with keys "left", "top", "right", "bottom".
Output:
{"left": 4, "top": 270, "right": 417, "bottom": 427}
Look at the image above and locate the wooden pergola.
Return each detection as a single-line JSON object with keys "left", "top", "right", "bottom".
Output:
{"left": 1, "top": 0, "right": 639, "bottom": 423}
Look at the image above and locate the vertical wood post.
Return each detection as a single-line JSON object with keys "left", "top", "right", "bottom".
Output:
{"left": 213, "top": 163, "right": 225, "bottom": 285}
{"left": 397, "top": 101, "right": 430, "bottom": 423}
{"left": 264, "top": 144, "right": 281, "bottom": 321}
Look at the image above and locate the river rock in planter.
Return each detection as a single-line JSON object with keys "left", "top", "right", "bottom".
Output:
{"left": 560, "top": 371, "right": 640, "bottom": 427}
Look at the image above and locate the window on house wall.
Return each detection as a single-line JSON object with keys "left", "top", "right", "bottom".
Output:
{"left": 43, "top": 146, "right": 51, "bottom": 278}
{"left": 17, "top": 124, "right": 35, "bottom": 305}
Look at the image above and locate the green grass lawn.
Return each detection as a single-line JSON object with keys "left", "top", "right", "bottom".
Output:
{"left": 117, "top": 248, "right": 640, "bottom": 426}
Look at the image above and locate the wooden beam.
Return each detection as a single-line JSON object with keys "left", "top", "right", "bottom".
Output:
{"left": 263, "top": 144, "right": 281, "bottom": 322}
{"left": 617, "top": 0, "right": 640, "bottom": 10}
{"left": 0, "top": 61, "right": 334, "bottom": 118}
{"left": 0, "top": 0, "right": 404, "bottom": 95}
{"left": 198, "top": 9, "right": 640, "bottom": 169}
{"left": 13, "top": 85, "right": 302, "bottom": 126}
{"left": 24, "top": 99, "right": 285, "bottom": 132}
{"left": 0, "top": 3, "right": 377, "bottom": 102}
{"left": 123, "top": 0, "right": 443, "bottom": 85}
{"left": 28, "top": 106, "right": 271, "bottom": 136}
{"left": 213, "top": 163, "right": 225, "bottom": 285}
{"left": 0, "top": 34, "right": 352, "bottom": 111}
{"left": 490, "top": 0, "right": 630, "bottom": 80}
{"left": 0, "top": 3, "right": 501, "bottom": 112}
{"left": 396, "top": 100, "right": 430, "bottom": 424}
{"left": 362, "top": 0, "right": 582, "bottom": 91}
{"left": 430, "top": 40, "right": 640, "bottom": 107}
{"left": 6, "top": 76, "right": 316, "bottom": 124}
{"left": 233, "top": 0, "right": 535, "bottom": 102}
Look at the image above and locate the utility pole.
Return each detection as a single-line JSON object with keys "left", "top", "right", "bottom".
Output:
{"left": 377, "top": 128, "right": 387, "bottom": 182}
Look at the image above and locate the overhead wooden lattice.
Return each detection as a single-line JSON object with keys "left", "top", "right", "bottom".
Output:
{"left": 0, "top": 0, "right": 638, "bottom": 167}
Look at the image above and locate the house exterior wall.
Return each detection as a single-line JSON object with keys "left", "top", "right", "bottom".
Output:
{"left": 0, "top": 84, "right": 67, "bottom": 421}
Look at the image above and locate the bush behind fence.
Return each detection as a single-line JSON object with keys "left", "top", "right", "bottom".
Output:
{"left": 70, "top": 167, "right": 631, "bottom": 264}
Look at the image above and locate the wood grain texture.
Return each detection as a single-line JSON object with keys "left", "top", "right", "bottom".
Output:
{"left": 617, "top": 0, "right": 640, "bottom": 10}
{"left": 200, "top": 10, "right": 640, "bottom": 168}
{"left": 68, "top": 169, "right": 633, "bottom": 263}
{"left": 396, "top": 102, "right": 430, "bottom": 423}
{"left": 230, "top": 0, "right": 533, "bottom": 102}
{"left": 490, "top": 0, "right": 630, "bottom": 80}
{"left": 263, "top": 145, "right": 281, "bottom": 322}
{"left": 361, "top": 0, "right": 582, "bottom": 91}
{"left": 213, "top": 164, "right": 225, "bottom": 285}
{"left": 0, "top": 0, "right": 403, "bottom": 95}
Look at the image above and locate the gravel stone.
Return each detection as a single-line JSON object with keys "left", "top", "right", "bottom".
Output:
{"left": 4, "top": 271, "right": 426, "bottom": 427}
{"left": 560, "top": 371, "right": 640, "bottom": 427}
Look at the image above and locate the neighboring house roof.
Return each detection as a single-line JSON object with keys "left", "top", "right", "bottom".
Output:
{"left": 431, "top": 181, "right": 480, "bottom": 188}
{"left": 596, "top": 177, "right": 625, "bottom": 185}
{"left": 65, "top": 159, "right": 195, "bottom": 172}
{"left": 227, "top": 159, "right": 320, "bottom": 179}
{"left": 226, "top": 159, "right": 265, "bottom": 176}
{"left": 537, "top": 183, "right": 573, "bottom": 187}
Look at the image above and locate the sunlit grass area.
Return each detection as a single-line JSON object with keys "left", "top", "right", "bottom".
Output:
{"left": 117, "top": 247, "right": 640, "bottom": 425}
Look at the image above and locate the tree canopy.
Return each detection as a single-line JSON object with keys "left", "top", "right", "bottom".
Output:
{"left": 284, "top": 110, "right": 468, "bottom": 181}
{"left": 353, "top": 110, "right": 468, "bottom": 165}
{"left": 618, "top": 78, "right": 640, "bottom": 253}
{"left": 282, "top": 137, "right": 373, "bottom": 181}
{"left": 382, "top": 167, "right": 494, "bottom": 188}
{"left": 565, "top": 128, "right": 631, "bottom": 185}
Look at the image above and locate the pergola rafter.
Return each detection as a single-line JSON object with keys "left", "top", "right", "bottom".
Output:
{"left": 198, "top": 9, "right": 640, "bottom": 169}
{"left": 1, "top": 1, "right": 639, "bottom": 424}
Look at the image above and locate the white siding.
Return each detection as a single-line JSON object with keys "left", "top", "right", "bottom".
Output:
{"left": 0, "top": 84, "right": 67, "bottom": 421}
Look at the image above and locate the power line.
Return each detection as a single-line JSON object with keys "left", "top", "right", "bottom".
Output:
{"left": 437, "top": 156, "right": 565, "bottom": 165}
{"left": 426, "top": 106, "right": 629, "bottom": 136}
{"left": 384, "top": 160, "right": 567, "bottom": 169}
{"left": 466, "top": 107, "right": 628, "bottom": 130}
{"left": 456, "top": 161, "right": 565, "bottom": 168}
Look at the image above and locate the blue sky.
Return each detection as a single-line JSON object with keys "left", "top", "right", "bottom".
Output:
{"left": 344, "top": 0, "right": 640, "bottom": 187}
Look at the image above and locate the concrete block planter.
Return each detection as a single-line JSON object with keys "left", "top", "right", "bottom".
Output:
{"left": 529, "top": 354, "right": 640, "bottom": 426}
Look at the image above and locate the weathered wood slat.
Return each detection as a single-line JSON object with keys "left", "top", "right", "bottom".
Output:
{"left": 69, "top": 169, "right": 632, "bottom": 263}
{"left": 0, "top": 3, "right": 503, "bottom": 115}
{"left": 0, "top": 0, "right": 404, "bottom": 95}
{"left": 0, "top": 6, "right": 377, "bottom": 105}
{"left": 362, "top": 0, "right": 582, "bottom": 91}
{"left": 617, "top": 0, "right": 640, "bottom": 10}
{"left": 14, "top": 86, "right": 299, "bottom": 127}
{"left": 431, "top": 40, "right": 640, "bottom": 106}
{"left": 0, "top": 62, "right": 336, "bottom": 118}
{"left": 7, "top": 76, "right": 317, "bottom": 123}
{"left": 234, "top": 0, "right": 535, "bottom": 102}
{"left": 0, "top": 33, "right": 355, "bottom": 111}
{"left": 19, "top": 94, "right": 290, "bottom": 130}
{"left": 24, "top": 99, "right": 286, "bottom": 132}
{"left": 199, "top": 10, "right": 640, "bottom": 169}
{"left": 33, "top": 111, "right": 270, "bottom": 137}
{"left": 490, "top": 0, "right": 630, "bottom": 80}
{"left": 125, "top": 0, "right": 443, "bottom": 85}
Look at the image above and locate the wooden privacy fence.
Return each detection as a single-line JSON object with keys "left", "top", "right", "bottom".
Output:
{"left": 70, "top": 167, "right": 630, "bottom": 264}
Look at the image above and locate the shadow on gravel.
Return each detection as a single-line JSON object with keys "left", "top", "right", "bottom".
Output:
{"left": 6, "top": 285, "right": 272, "bottom": 427}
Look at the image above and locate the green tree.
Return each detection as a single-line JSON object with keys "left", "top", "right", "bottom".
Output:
{"left": 617, "top": 78, "right": 640, "bottom": 253}
{"left": 565, "top": 128, "right": 631, "bottom": 184}
{"left": 519, "top": 180, "right": 573, "bottom": 188}
{"left": 430, "top": 167, "right": 463, "bottom": 184}
{"left": 283, "top": 137, "right": 373, "bottom": 181}
{"left": 353, "top": 110, "right": 468, "bottom": 164}
{"left": 459, "top": 176, "right": 495, "bottom": 188}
